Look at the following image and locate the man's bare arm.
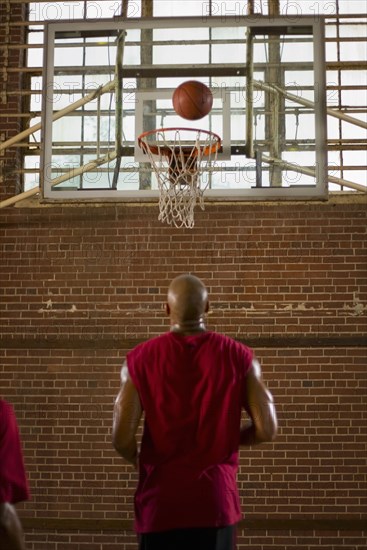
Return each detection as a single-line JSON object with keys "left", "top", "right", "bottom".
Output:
{"left": 0, "top": 503, "right": 26, "bottom": 550}
{"left": 240, "top": 359, "right": 278, "bottom": 446}
{"left": 112, "top": 361, "right": 143, "bottom": 467}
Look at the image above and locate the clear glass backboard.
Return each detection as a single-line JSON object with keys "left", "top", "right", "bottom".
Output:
{"left": 41, "top": 15, "right": 327, "bottom": 200}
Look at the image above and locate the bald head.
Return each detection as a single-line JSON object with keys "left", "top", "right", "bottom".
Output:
{"left": 167, "top": 274, "right": 208, "bottom": 324}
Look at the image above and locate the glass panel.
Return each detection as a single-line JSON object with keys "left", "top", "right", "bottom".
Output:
{"left": 30, "top": 77, "right": 43, "bottom": 110}
{"left": 285, "top": 70, "right": 315, "bottom": 87}
{"left": 343, "top": 150, "right": 366, "bottom": 165}
{"left": 279, "top": 40, "right": 314, "bottom": 62}
{"left": 153, "top": 27, "right": 209, "bottom": 41}
{"left": 325, "top": 41, "right": 338, "bottom": 61}
{"left": 153, "top": 27, "right": 209, "bottom": 65}
{"left": 211, "top": 26, "right": 247, "bottom": 41}
{"left": 339, "top": 23, "right": 367, "bottom": 38}
{"left": 28, "top": 32, "right": 44, "bottom": 45}
{"left": 342, "top": 170, "right": 365, "bottom": 185}
{"left": 325, "top": 24, "right": 337, "bottom": 38}
{"left": 27, "top": 48, "right": 44, "bottom": 67}
{"left": 211, "top": 157, "right": 256, "bottom": 190}
{"left": 85, "top": 46, "right": 114, "bottom": 66}
{"left": 54, "top": 47, "right": 84, "bottom": 66}
{"left": 49, "top": 154, "right": 81, "bottom": 188}
{"left": 212, "top": 43, "right": 246, "bottom": 64}
{"left": 327, "top": 115, "right": 341, "bottom": 137}
{"left": 29, "top": 2, "right": 84, "bottom": 20}
{"left": 340, "top": 42, "right": 367, "bottom": 61}
{"left": 341, "top": 70, "right": 367, "bottom": 86}
{"left": 154, "top": 0, "right": 209, "bottom": 17}
{"left": 341, "top": 119, "right": 367, "bottom": 139}
{"left": 29, "top": 116, "right": 41, "bottom": 142}
{"left": 338, "top": 0, "right": 365, "bottom": 14}
{"left": 342, "top": 89, "right": 367, "bottom": 106}
{"left": 24, "top": 154, "right": 41, "bottom": 192}
{"left": 279, "top": 0, "right": 337, "bottom": 16}
{"left": 153, "top": 44, "right": 209, "bottom": 65}
{"left": 326, "top": 71, "right": 340, "bottom": 107}
{"left": 52, "top": 116, "right": 82, "bottom": 141}
{"left": 253, "top": 39, "right": 270, "bottom": 63}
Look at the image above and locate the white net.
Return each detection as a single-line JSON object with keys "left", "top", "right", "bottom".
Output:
{"left": 138, "top": 128, "right": 221, "bottom": 229}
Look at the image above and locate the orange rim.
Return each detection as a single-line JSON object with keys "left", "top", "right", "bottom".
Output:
{"left": 138, "top": 127, "right": 222, "bottom": 158}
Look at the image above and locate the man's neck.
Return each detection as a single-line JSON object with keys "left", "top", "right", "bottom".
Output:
{"left": 170, "top": 318, "right": 207, "bottom": 336}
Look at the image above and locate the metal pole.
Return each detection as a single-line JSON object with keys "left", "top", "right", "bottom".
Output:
{"left": 112, "top": 0, "right": 129, "bottom": 189}
{"left": 254, "top": 80, "right": 367, "bottom": 130}
{"left": 0, "top": 150, "right": 117, "bottom": 208}
{"left": 111, "top": 31, "right": 126, "bottom": 189}
{"left": 0, "top": 80, "right": 116, "bottom": 152}
{"left": 267, "top": 0, "right": 283, "bottom": 186}
{"left": 245, "top": 0, "right": 255, "bottom": 158}
{"left": 262, "top": 154, "right": 366, "bottom": 192}
{"left": 139, "top": 0, "right": 155, "bottom": 190}
{"left": 114, "top": 31, "right": 125, "bottom": 128}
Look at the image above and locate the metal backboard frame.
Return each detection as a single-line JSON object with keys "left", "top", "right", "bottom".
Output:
{"left": 41, "top": 15, "right": 327, "bottom": 200}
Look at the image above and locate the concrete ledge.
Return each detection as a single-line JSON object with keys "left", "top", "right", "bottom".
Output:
{"left": 1, "top": 335, "right": 366, "bottom": 350}
{"left": 21, "top": 516, "right": 367, "bottom": 532}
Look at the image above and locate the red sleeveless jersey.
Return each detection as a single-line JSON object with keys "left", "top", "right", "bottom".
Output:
{"left": 127, "top": 331, "right": 253, "bottom": 533}
{"left": 0, "top": 400, "right": 30, "bottom": 504}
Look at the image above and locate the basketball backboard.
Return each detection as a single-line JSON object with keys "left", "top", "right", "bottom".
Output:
{"left": 41, "top": 15, "right": 327, "bottom": 200}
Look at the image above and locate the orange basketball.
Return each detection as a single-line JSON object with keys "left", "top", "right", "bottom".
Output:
{"left": 172, "top": 81, "right": 213, "bottom": 121}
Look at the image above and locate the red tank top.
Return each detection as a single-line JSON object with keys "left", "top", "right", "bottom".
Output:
{"left": 127, "top": 331, "right": 253, "bottom": 533}
{"left": 0, "top": 400, "right": 30, "bottom": 504}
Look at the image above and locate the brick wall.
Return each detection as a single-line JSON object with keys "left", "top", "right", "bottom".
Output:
{"left": 0, "top": 2, "right": 25, "bottom": 200}
{"left": 0, "top": 2, "right": 366, "bottom": 548}
{"left": 0, "top": 200, "right": 366, "bottom": 549}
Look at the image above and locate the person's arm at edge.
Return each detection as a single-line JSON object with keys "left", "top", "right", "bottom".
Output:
{"left": 0, "top": 502, "right": 26, "bottom": 550}
{"left": 240, "top": 358, "right": 278, "bottom": 446}
{"left": 112, "top": 360, "right": 143, "bottom": 468}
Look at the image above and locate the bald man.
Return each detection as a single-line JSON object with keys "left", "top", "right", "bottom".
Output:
{"left": 113, "top": 274, "right": 277, "bottom": 550}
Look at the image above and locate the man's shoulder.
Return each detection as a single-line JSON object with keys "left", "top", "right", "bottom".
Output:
{"left": 126, "top": 334, "right": 172, "bottom": 377}
{"left": 129, "top": 332, "right": 172, "bottom": 354}
{"left": 210, "top": 332, "right": 254, "bottom": 361}
{"left": 211, "top": 331, "right": 249, "bottom": 347}
{"left": 0, "top": 399, "right": 13, "bottom": 417}
{"left": 0, "top": 400, "right": 16, "bottom": 440}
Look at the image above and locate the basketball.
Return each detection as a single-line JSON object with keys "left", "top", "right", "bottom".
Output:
{"left": 172, "top": 80, "right": 213, "bottom": 121}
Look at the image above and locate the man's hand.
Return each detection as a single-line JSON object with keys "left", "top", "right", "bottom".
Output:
{"left": 0, "top": 503, "right": 26, "bottom": 550}
{"left": 112, "top": 361, "right": 143, "bottom": 467}
{"left": 240, "top": 359, "right": 278, "bottom": 446}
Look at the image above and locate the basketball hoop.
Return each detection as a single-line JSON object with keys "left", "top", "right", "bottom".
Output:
{"left": 138, "top": 127, "right": 221, "bottom": 229}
